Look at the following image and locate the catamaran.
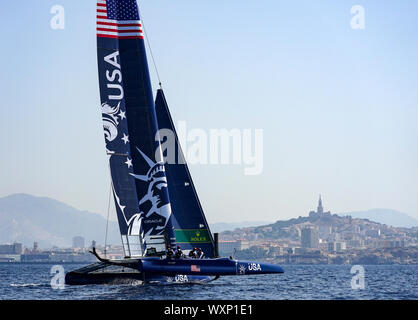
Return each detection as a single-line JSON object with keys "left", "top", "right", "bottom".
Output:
{"left": 65, "top": 0, "right": 284, "bottom": 285}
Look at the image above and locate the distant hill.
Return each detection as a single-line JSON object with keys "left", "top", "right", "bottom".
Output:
{"left": 220, "top": 209, "right": 418, "bottom": 243}
{"left": 2, "top": 193, "right": 416, "bottom": 249}
{"left": 210, "top": 221, "right": 272, "bottom": 233}
{"left": 0, "top": 193, "right": 271, "bottom": 248}
{"left": 0, "top": 194, "right": 120, "bottom": 249}
{"left": 338, "top": 209, "right": 418, "bottom": 228}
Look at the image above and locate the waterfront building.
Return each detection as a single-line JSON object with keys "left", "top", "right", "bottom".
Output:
{"left": 0, "top": 243, "right": 23, "bottom": 255}
{"left": 218, "top": 240, "right": 251, "bottom": 256}
{"left": 301, "top": 227, "right": 319, "bottom": 249}
{"left": 72, "top": 236, "right": 85, "bottom": 249}
{"left": 328, "top": 242, "right": 347, "bottom": 253}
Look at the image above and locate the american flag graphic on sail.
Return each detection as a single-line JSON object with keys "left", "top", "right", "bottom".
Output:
{"left": 97, "top": 0, "right": 144, "bottom": 39}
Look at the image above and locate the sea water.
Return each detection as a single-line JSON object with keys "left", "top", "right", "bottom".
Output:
{"left": 0, "top": 264, "right": 417, "bottom": 300}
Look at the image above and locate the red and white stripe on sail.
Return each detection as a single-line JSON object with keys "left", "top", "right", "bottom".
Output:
{"left": 96, "top": 0, "right": 144, "bottom": 39}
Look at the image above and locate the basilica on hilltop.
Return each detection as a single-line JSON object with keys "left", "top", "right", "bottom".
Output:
{"left": 309, "top": 195, "right": 331, "bottom": 218}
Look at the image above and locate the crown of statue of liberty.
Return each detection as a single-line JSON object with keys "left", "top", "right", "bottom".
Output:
{"left": 130, "top": 147, "right": 166, "bottom": 182}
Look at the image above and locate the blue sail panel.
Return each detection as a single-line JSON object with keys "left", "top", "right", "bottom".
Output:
{"left": 98, "top": 47, "right": 141, "bottom": 240}
{"left": 96, "top": 0, "right": 176, "bottom": 255}
{"left": 155, "top": 89, "right": 215, "bottom": 258}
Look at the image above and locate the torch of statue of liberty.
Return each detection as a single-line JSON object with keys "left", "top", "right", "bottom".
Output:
{"left": 128, "top": 147, "right": 172, "bottom": 237}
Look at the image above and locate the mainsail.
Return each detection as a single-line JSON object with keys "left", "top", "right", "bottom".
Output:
{"left": 96, "top": 0, "right": 176, "bottom": 257}
{"left": 155, "top": 89, "right": 215, "bottom": 258}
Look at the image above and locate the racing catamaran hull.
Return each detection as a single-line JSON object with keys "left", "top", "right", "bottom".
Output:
{"left": 65, "top": 257, "right": 284, "bottom": 285}
{"left": 139, "top": 257, "right": 284, "bottom": 276}
{"left": 65, "top": 262, "right": 217, "bottom": 285}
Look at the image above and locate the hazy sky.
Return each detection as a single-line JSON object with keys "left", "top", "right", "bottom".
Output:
{"left": 0, "top": 0, "right": 417, "bottom": 223}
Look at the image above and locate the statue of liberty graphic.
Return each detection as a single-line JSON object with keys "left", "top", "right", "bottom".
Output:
{"left": 127, "top": 147, "right": 172, "bottom": 237}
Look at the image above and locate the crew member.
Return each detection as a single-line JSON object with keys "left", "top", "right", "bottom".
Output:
{"left": 174, "top": 245, "right": 183, "bottom": 259}
{"left": 196, "top": 247, "right": 205, "bottom": 259}
{"left": 188, "top": 247, "right": 197, "bottom": 259}
{"left": 166, "top": 245, "right": 174, "bottom": 259}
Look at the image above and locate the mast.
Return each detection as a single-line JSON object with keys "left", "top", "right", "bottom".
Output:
{"left": 96, "top": 0, "right": 176, "bottom": 257}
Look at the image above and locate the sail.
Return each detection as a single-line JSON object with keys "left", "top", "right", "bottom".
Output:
{"left": 155, "top": 89, "right": 215, "bottom": 258}
{"left": 96, "top": 0, "right": 176, "bottom": 256}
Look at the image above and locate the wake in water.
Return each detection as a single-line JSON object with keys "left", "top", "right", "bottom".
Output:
{"left": 10, "top": 283, "right": 43, "bottom": 288}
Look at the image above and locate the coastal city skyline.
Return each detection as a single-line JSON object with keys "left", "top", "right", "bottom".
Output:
{"left": 1, "top": 194, "right": 416, "bottom": 245}
{"left": 1, "top": 194, "right": 416, "bottom": 265}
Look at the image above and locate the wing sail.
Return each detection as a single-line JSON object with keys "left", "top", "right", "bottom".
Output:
{"left": 96, "top": 0, "right": 176, "bottom": 257}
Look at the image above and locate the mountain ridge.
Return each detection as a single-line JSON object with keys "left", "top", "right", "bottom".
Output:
{"left": 0, "top": 193, "right": 120, "bottom": 249}
{"left": 337, "top": 208, "right": 418, "bottom": 228}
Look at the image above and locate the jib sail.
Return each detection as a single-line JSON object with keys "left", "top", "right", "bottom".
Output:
{"left": 155, "top": 89, "right": 215, "bottom": 258}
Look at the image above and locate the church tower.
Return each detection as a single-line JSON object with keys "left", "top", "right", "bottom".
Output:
{"left": 317, "top": 195, "right": 324, "bottom": 216}
{"left": 309, "top": 194, "right": 331, "bottom": 218}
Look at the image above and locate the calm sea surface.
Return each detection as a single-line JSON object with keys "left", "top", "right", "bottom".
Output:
{"left": 0, "top": 264, "right": 417, "bottom": 300}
